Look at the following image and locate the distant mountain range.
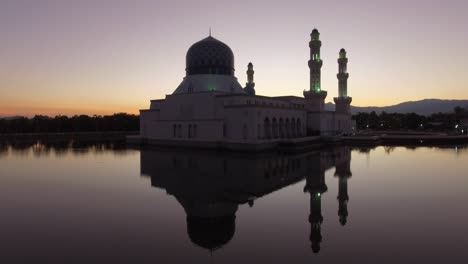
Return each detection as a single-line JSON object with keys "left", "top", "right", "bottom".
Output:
{"left": 325, "top": 99, "right": 468, "bottom": 116}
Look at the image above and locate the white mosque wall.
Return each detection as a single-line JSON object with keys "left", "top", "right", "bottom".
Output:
{"left": 307, "top": 111, "right": 352, "bottom": 136}
{"left": 140, "top": 92, "right": 311, "bottom": 142}
{"left": 334, "top": 113, "right": 353, "bottom": 134}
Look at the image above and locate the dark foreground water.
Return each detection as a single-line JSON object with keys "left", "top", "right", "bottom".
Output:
{"left": 1, "top": 142, "right": 468, "bottom": 263}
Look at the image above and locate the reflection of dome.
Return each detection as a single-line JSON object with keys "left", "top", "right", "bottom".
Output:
{"left": 187, "top": 215, "right": 235, "bottom": 251}
{"left": 186, "top": 36, "right": 235, "bottom": 76}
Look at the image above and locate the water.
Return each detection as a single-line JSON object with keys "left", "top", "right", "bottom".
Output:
{"left": 1, "top": 142, "right": 468, "bottom": 263}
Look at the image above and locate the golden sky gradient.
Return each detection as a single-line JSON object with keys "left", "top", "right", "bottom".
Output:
{"left": 1, "top": 0, "right": 467, "bottom": 117}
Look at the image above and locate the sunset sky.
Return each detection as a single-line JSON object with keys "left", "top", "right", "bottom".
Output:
{"left": 1, "top": 0, "right": 467, "bottom": 117}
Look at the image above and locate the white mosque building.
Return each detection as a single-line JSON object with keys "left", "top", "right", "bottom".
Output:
{"left": 136, "top": 29, "right": 353, "bottom": 149}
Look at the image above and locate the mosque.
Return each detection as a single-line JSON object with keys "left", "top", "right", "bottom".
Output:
{"left": 136, "top": 29, "right": 353, "bottom": 149}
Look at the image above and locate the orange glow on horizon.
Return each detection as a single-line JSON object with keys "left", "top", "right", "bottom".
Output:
{"left": 0, "top": 103, "right": 141, "bottom": 118}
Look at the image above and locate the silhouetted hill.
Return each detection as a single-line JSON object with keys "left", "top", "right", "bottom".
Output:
{"left": 0, "top": 116, "right": 23, "bottom": 120}
{"left": 325, "top": 99, "right": 468, "bottom": 115}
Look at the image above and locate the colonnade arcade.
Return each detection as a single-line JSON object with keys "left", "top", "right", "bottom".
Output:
{"left": 262, "top": 117, "right": 302, "bottom": 139}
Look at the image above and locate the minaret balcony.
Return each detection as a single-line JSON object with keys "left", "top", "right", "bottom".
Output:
{"left": 333, "top": 97, "right": 352, "bottom": 104}
{"left": 337, "top": 73, "right": 349, "bottom": 79}
{"left": 304, "top": 90, "right": 327, "bottom": 99}
{"left": 308, "top": 60, "right": 323, "bottom": 68}
{"left": 337, "top": 58, "right": 348, "bottom": 63}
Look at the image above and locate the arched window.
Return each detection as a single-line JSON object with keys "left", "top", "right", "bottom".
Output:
{"left": 279, "top": 118, "right": 284, "bottom": 138}
{"left": 173, "top": 124, "right": 177, "bottom": 137}
{"left": 188, "top": 124, "right": 192, "bottom": 138}
{"left": 178, "top": 124, "right": 182, "bottom": 138}
{"left": 243, "top": 124, "right": 247, "bottom": 140}
{"left": 272, "top": 118, "right": 278, "bottom": 139}
{"left": 193, "top": 124, "right": 198, "bottom": 138}
{"left": 285, "top": 118, "right": 290, "bottom": 138}
{"left": 264, "top": 118, "right": 271, "bottom": 139}
{"left": 297, "top": 119, "right": 302, "bottom": 137}
{"left": 291, "top": 118, "right": 296, "bottom": 138}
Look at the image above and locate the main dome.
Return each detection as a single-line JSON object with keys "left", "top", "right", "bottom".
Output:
{"left": 186, "top": 36, "right": 235, "bottom": 76}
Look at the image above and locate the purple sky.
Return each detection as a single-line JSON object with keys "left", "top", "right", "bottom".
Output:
{"left": 1, "top": 0, "right": 467, "bottom": 116}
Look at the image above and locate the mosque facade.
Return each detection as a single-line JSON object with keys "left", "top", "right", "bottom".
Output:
{"left": 138, "top": 29, "right": 353, "bottom": 148}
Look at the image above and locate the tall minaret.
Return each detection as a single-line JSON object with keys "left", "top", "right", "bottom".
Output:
{"left": 334, "top": 49, "right": 352, "bottom": 114}
{"left": 337, "top": 49, "right": 349, "bottom": 98}
{"left": 334, "top": 48, "right": 353, "bottom": 133}
{"left": 244, "top": 62, "right": 256, "bottom": 95}
{"left": 309, "top": 28, "right": 322, "bottom": 93}
{"left": 304, "top": 29, "right": 327, "bottom": 112}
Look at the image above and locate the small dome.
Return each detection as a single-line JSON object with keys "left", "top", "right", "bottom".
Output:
{"left": 312, "top": 28, "right": 319, "bottom": 34}
{"left": 340, "top": 48, "right": 346, "bottom": 53}
{"left": 186, "top": 36, "right": 234, "bottom": 76}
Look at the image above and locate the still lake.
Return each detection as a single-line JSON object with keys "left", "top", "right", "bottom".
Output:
{"left": 1, "top": 142, "right": 468, "bottom": 263}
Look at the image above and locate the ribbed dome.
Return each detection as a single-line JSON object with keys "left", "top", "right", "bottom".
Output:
{"left": 186, "top": 36, "right": 234, "bottom": 76}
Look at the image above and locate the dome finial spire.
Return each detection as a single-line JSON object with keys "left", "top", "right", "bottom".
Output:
{"left": 209, "top": 27, "right": 211, "bottom": 37}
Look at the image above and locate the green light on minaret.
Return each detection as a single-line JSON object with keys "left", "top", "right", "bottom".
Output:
{"left": 314, "top": 192, "right": 321, "bottom": 200}
{"left": 208, "top": 84, "right": 216, "bottom": 91}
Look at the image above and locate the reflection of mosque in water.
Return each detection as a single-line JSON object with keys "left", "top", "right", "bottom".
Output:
{"left": 140, "top": 146, "right": 352, "bottom": 253}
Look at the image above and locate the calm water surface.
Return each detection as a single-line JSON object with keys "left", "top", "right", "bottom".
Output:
{"left": 1, "top": 142, "right": 468, "bottom": 263}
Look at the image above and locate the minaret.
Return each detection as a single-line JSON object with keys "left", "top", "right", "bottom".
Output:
{"left": 304, "top": 153, "right": 328, "bottom": 254}
{"left": 309, "top": 28, "right": 322, "bottom": 94}
{"left": 244, "top": 62, "right": 256, "bottom": 95}
{"left": 304, "top": 28, "right": 327, "bottom": 112}
{"left": 334, "top": 48, "right": 352, "bottom": 115}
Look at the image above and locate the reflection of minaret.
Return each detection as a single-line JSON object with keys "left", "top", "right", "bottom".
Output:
{"left": 244, "top": 62, "right": 256, "bottom": 95}
{"left": 304, "top": 154, "right": 327, "bottom": 254}
{"left": 334, "top": 151, "right": 352, "bottom": 226}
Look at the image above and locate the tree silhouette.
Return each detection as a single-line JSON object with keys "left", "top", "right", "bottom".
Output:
{"left": 0, "top": 113, "right": 139, "bottom": 134}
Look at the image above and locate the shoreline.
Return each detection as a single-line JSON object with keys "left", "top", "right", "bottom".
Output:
{"left": 1, "top": 131, "right": 467, "bottom": 152}
{"left": 0, "top": 131, "right": 138, "bottom": 143}
{"left": 128, "top": 134, "right": 468, "bottom": 152}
